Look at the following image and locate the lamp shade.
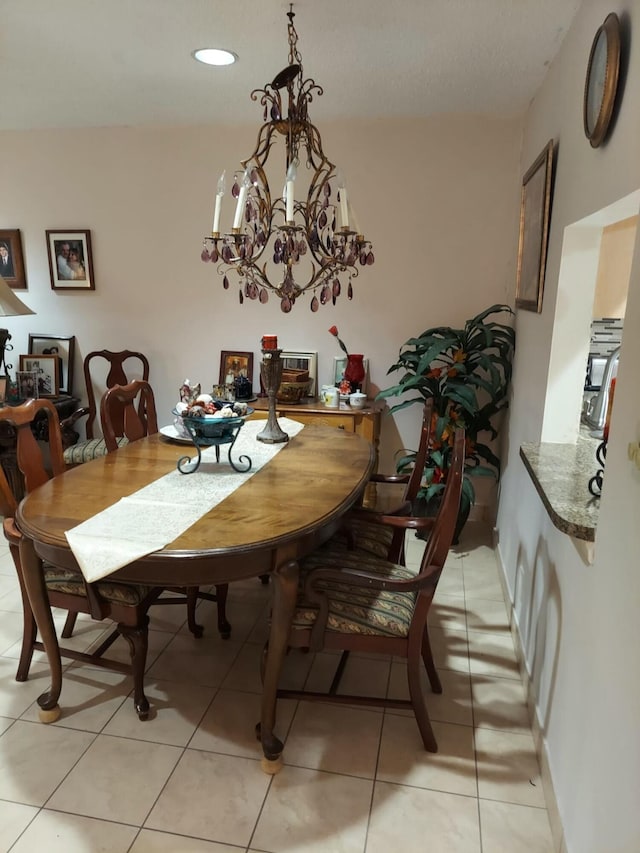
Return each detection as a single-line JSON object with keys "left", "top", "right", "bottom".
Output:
{"left": 0, "top": 274, "right": 34, "bottom": 317}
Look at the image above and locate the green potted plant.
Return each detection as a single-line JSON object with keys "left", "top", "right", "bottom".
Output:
{"left": 377, "top": 304, "right": 515, "bottom": 541}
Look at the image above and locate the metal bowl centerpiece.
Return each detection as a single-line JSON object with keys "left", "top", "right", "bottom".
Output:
{"left": 172, "top": 401, "right": 254, "bottom": 474}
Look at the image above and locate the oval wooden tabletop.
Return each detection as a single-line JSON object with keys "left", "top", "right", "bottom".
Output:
{"left": 16, "top": 424, "right": 374, "bottom": 581}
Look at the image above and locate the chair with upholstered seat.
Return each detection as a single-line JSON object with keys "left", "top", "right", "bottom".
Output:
{"left": 100, "top": 379, "right": 231, "bottom": 640}
{"left": 275, "top": 426, "right": 464, "bottom": 752}
{"left": 338, "top": 398, "right": 434, "bottom": 564}
{"left": 62, "top": 349, "right": 149, "bottom": 466}
{"left": 0, "top": 398, "right": 164, "bottom": 720}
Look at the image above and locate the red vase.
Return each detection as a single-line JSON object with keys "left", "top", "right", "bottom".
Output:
{"left": 344, "top": 354, "right": 365, "bottom": 392}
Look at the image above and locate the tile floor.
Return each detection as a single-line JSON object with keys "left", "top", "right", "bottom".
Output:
{"left": 0, "top": 522, "right": 556, "bottom": 852}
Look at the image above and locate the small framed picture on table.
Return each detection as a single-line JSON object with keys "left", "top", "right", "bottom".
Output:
{"left": 28, "top": 334, "right": 75, "bottom": 395}
{"left": 281, "top": 351, "right": 317, "bottom": 397}
{"left": 16, "top": 370, "right": 39, "bottom": 400}
{"left": 19, "top": 355, "right": 59, "bottom": 398}
{"left": 334, "top": 356, "right": 369, "bottom": 394}
{"left": 219, "top": 351, "right": 254, "bottom": 385}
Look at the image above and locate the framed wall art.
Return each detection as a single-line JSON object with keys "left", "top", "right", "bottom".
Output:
{"left": 28, "top": 334, "right": 75, "bottom": 396}
{"left": 0, "top": 229, "right": 27, "bottom": 289}
{"left": 19, "top": 354, "right": 59, "bottom": 397}
{"left": 583, "top": 13, "right": 621, "bottom": 148}
{"left": 219, "top": 350, "right": 254, "bottom": 385}
{"left": 515, "top": 140, "right": 555, "bottom": 313}
{"left": 45, "top": 230, "right": 95, "bottom": 290}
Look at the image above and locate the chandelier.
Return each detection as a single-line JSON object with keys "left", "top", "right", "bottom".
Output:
{"left": 200, "top": 6, "right": 374, "bottom": 313}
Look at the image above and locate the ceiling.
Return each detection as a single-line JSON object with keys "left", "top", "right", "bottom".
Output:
{"left": 2, "top": 0, "right": 582, "bottom": 131}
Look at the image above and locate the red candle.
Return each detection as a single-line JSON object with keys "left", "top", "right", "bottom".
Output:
{"left": 262, "top": 335, "right": 278, "bottom": 350}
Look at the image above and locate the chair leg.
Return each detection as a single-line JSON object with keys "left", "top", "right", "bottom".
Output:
{"left": 421, "top": 624, "right": 442, "bottom": 694}
{"left": 215, "top": 584, "right": 231, "bottom": 639}
{"left": 329, "top": 650, "right": 350, "bottom": 694}
{"left": 119, "top": 617, "right": 150, "bottom": 721}
{"left": 14, "top": 552, "right": 37, "bottom": 682}
{"left": 260, "top": 641, "right": 269, "bottom": 684}
{"left": 185, "top": 587, "right": 204, "bottom": 639}
{"left": 407, "top": 644, "right": 438, "bottom": 752}
{"left": 61, "top": 611, "right": 78, "bottom": 639}
{"left": 16, "top": 611, "right": 37, "bottom": 682}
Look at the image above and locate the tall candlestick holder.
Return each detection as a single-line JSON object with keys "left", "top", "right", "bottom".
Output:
{"left": 256, "top": 348, "right": 289, "bottom": 444}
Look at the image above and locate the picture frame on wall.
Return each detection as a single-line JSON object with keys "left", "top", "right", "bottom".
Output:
{"left": 19, "top": 354, "right": 59, "bottom": 398}
{"left": 16, "top": 370, "right": 39, "bottom": 400}
{"left": 219, "top": 351, "right": 254, "bottom": 385}
{"left": 28, "top": 334, "right": 76, "bottom": 396}
{"left": 45, "top": 230, "right": 95, "bottom": 290}
{"left": 0, "top": 229, "right": 27, "bottom": 289}
{"left": 515, "top": 140, "right": 555, "bottom": 313}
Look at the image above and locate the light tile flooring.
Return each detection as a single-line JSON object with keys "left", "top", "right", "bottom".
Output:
{"left": 0, "top": 523, "right": 555, "bottom": 852}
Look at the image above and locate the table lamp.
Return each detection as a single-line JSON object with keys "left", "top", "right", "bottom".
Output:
{"left": 0, "top": 273, "right": 35, "bottom": 381}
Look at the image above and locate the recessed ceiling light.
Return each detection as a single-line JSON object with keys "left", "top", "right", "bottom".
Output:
{"left": 193, "top": 48, "right": 237, "bottom": 67}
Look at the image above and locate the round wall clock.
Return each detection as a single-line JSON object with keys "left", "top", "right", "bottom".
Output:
{"left": 583, "top": 12, "right": 621, "bottom": 148}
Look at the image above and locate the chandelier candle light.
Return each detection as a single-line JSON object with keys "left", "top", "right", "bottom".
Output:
{"left": 200, "top": 5, "right": 374, "bottom": 313}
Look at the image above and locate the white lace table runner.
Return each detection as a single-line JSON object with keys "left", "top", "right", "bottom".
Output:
{"left": 65, "top": 418, "right": 304, "bottom": 583}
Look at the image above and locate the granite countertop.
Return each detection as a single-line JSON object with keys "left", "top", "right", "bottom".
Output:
{"left": 519, "top": 430, "right": 603, "bottom": 542}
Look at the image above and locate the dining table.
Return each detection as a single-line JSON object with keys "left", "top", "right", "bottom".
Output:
{"left": 15, "top": 419, "right": 375, "bottom": 772}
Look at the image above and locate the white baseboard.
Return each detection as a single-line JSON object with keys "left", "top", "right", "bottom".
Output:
{"left": 493, "top": 531, "right": 566, "bottom": 853}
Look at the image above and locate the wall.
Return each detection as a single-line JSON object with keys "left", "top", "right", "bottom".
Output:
{"left": 0, "top": 114, "right": 522, "bottom": 489}
{"left": 592, "top": 215, "right": 636, "bottom": 317}
{"left": 496, "top": 2, "right": 640, "bottom": 852}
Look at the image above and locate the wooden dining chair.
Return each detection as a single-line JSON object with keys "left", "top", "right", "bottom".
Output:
{"left": 338, "top": 397, "right": 434, "bottom": 564}
{"left": 0, "top": 398, "right": 163, "bottom": 720}
{"left": 275, "top": 426, "right": 465, "bottom": 752}
{"left": 100, "top": 378, "right": 158, "bottom": 450}
{"left": 61, "top": 349, "right": 150, "bottom": 466}
{"left": 100, "top": 379, "right": 231, "bottom": 640}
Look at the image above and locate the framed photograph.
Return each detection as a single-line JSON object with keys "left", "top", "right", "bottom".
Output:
{"left": 19, "top": 354, "right": 59, "bottom": 398}
{"left": 219, "top": 350, "right": 254, "bottom": 384}
{"left": 281, "top": 351, "right": 318, "bottom": 397}
{"left": 334, "top": 356, "right": 369, "bottom": 393}
{"left": 28, "top": 334, "right": 75, "bottom": 396}
{"left": 45, "top": 230, "right": 95, "bottom": 291}
{"left": 15, "top": 370, "right": 39, "bottom": 400}
{"left": 515, "top": 140, "right": 555, "bottom": 313}
{"left": 0, "top": 229, "right": 27, "bottom": 289}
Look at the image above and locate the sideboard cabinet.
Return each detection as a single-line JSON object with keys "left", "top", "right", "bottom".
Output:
{"left": 249, "top": 398, "right": 385, "bottom": 468}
